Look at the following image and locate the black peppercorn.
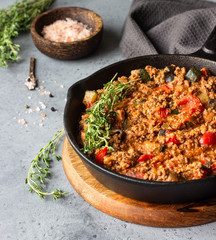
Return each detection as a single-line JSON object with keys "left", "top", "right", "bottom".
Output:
{"left": 51, "top": 107, "right": 56, "bottom": 112}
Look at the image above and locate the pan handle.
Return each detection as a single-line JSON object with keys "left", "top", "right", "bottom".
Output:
{"left": 192, "top": 26, "right": 216, "bottom": 61}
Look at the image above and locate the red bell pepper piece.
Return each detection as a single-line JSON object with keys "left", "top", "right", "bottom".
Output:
{"left": 158, "top": 108, "right": 170, "bottom": 119}
{"left": 137, "top": 154, "right": 154, "bottom": 162}
{"left": 200, "top": 68, "right": 209, "bottom": 78}
{"left": 166, "top": 136, "right": 180, "bottom": 144}
{"left": 95, "top": 147, "right": 108, "bottom": 164}
{"left": 178, "top": 94, "right": 204, "bottom": 116}
{"left": 156, "top": 84, "right": 172, "bottom": 93}
{"left": 199, "top": 132, "right": 216, "bottom": 146}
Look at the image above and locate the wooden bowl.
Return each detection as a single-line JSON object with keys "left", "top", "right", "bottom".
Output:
{"left": 31, "top": 7, "right": 103, "bottom": 60}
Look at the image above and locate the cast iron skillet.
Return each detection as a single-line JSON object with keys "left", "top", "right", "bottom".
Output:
{"left": 64, "top": 27, "right": 216, "bottom": 203}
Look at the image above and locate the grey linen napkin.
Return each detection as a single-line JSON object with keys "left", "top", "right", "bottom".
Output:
{"left": 120, "top": 0, "right": 216, "bottom": 58}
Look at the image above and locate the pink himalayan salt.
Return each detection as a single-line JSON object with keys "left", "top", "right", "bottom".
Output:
{"left": 43, "top": 18, "right": 93, "bottom": 43}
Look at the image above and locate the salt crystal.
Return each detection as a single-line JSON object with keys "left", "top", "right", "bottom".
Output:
{"left": 18, "top": 119, "right": 26, "bottom": 125}
{"left": 40, "top": 91, "right": 51, "bottom": 96}
{"left": 29, "top": 108, "right": 35, "bottom": 113}
{"left": 38, "top": 101, "right": 46, "bottom": 109}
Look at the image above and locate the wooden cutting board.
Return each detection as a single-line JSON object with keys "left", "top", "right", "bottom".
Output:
{"left": 62, "top": 137, "right": 216, "bottom": 227}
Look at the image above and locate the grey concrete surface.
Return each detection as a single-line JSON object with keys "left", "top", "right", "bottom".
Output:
{"left": 1, "top": 0, "right": 216, "bottom": 239}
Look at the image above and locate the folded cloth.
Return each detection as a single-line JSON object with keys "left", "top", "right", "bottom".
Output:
{"left": 120, "top": 0, "right": 216, "bottom": 58}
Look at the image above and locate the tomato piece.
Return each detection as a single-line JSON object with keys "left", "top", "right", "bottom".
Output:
{"left": 86, "top": 102, "right": 94, "bottom": 108}
{"left": 178, "top": 94, "right": 204, "bottom": 116}
{"left": 201, "top": 159, "right": 207, "bottom": 165}
{"left": 95, "top": 147, "right": 108, "bottom": 164}
{"left": 156, "top": 84, "right": 172, "bottom": 93}
{"left": 199, "top": 132, "right": 216, "bottom": 146}
{"left": 167, "top": 163, "right": 174, "bottom": 169}
{"left": 82, "top": 114, "right": 89, "bottom": 120}
{"left": 166, "top": 136, "right": 180, "bottom": 144}
{"left": 202, "top": 169, "right": 208, "bottom": 178}
{"left": 137, "top": 154, "right": 154, "bottom": 162}
{"left": 155, "top": 120, "right": 164, "bottom": 125}
{"left": 80, "top": 131, "right": 86, "bottom": 143}
{"left": 158, "top": 108, "right": 170, "bottom": 119}
{"left": 201, "top": 68, "right": 210, "bottom": 78}
{"left": 211, "top": 162, "right": 216, "bottom": 171}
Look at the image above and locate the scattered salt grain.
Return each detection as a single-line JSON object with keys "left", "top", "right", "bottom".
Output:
{"left": 38, "top": 101, "right": 46, "bottom": 109}
{"left": 35, "top": 107, "right": 40, "bottom": 112}
{"left": 60, "top": 84, "right": 64, "bottom": 88}
{"left": 40, "top": 91, "right": 51, "bottom": 96}
{"left": 18, "top": 119, "right": 26, "bottom": 125}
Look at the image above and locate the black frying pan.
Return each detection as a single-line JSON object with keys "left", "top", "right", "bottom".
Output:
{"left": 64, "top": 27, "right": 216, "bottom": 203}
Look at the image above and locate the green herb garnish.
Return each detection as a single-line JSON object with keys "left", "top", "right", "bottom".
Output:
{"left": 171, "top": 109, "right": 180, "bottom": 115}
{"left": 139, "top": 69, "right": 151, "bottom": 83}
{"left": 0, "top": 0, "right": 54, "bottom": 67}
{"left": 26, "top": 129, "right": 68, "bottom": 200}
{"left": 82, "top": 74, "right": 137, "bottom": 154}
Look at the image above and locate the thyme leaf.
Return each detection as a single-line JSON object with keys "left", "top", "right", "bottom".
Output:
{"left": 82, "top": 74, "right": 138, "bottom": 154}
{"left": 26, "top": 129, "right": 68, "bottom": 200}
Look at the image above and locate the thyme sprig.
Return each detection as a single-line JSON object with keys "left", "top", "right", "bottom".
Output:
{"left": 83, "top": 74, "right": 138, "bottom": 154}
{"left": 26, "top": 129, "right": 68, "bottom": 200}
{"left": 0, "top": 0, "right": 54, "bottom": 67}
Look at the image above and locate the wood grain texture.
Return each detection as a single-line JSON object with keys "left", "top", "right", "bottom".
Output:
{"left": 62, "top": 137, "right": 216, "bottom": 227}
